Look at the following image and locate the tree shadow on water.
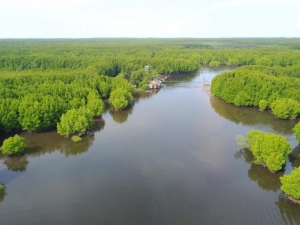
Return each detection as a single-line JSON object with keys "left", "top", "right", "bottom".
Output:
{"left": 234, "top": 148, "right": 283, "bottom": 192}
{"left": 234, "top": 148, "right": 253, "bottom": 163}
{"left": 3, "top": 155, "right": 29, "bottom": 172}
{"left": 109, "top": 108, "right": 133, "bottom": 124}
{"left": 248, "top": 163, "right": 283, "bottom": 192}
{"left": 58, "top": 136, "right": 95, "bottom": 157}
{"left": 25, "top": 146, "right": 42, "bottom": 154}
{"left": 22, "top": 132, "right": 97, "bottom": 158}
{"left": 288, "top": 146, "right": 300, "bottom": 168}
{"left": 210, "top": 96, "right": 298, "bottom": 136}
{"left": 91, "top": 119, "right": 105, "bottom": 133}
{"left": 6, "top": 119, "right": 106, "bottom": 161}
{"left": 0, "top": 189, "right": 7, "bottom": 204}
{"left": 133, "top": 92, "right": 155, "bottom": 102}
{"left": 275, "top": 193, "right": 300, "bottom": 225}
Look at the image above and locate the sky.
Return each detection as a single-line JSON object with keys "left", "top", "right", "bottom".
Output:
{"left": 0, "top": 0, "right": 299, "bottom": 38}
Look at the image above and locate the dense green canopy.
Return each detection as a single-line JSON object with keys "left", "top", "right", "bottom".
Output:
{"left": 1, "top": 38, "right": 300, "bottom": 133}
{"left": 236, "top": 130, "right": 291, "bottom": 172}
{"left": 293, "top": 122, "right": 300, "bottom": 144}
{"left": 0, "top": 134, "right": 26, "bottom": 156}
{"left": 280, "top": 167, "right": 300, "bottom": 201}
{"left": 211, "top": 65, "right": 300, "bottom": 119}
{"left": 57, "top": 107, "right": 94, "bottom": 137}
{"left": 0, "top": 73, "right": 116, "bottom": 133}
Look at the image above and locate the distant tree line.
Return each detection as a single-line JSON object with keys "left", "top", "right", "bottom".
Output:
{"left": 1, "top": 39, "right": 300, "bottom": 85}
{"left": 1, "top": 38, "right": 300, "bottom": 135}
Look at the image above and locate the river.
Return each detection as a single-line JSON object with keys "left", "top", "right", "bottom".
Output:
{"left": 0, "top": 67, "right": 300, "bottom": 225}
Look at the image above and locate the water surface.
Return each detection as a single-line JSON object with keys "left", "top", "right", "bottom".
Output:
{"left": 0, "top": 67, "right": 300, "bottom": 225}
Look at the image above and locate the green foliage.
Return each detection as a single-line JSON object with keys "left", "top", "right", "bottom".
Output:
{"left": 293, "top": 122, "right": 300, "bottom": 144}
{"left": 209, "top": 60, "right": 220, "bottom": 68}
{"left": 0, "top": 98, "right": 20, "bottom": 132}
{"left": 97, "top": 80, "right": 111, "bottom": 98}
{"left": 18, "top": 95, "right": 41, "bottom": 132}
{"left": 138, "top": 84, "right": 150, "bottom": 92}
{"left": 129, "top": 68, "right": 158, "bottom": 89}
{"left": 280, "top": 167, "right": 300, "bottom": 200}
{"left": 0, "top": 184, "right": 5, "bottom": 190}
{"left": 271, "top": 98, "right": 300, "bottom": 119}
{"left": 0, "top": 72, "right": 132, "bottom": 133}
{"left": 130, "top": 69, "right": 148, "bottom": 87}
{"left": 211, "top": 66, "right": 300, "bottom": 118}
{"left": 110, "top": 77, "right": 134, "bottom": 93}
{"left": 68, "top": 97, "right": 86, "bottom": 110}
{"left": 234, "top": 91, "right": 252, "bottom": 106}
{"left": 227, "top": 58, "right": 239, "bottom": 66}
{"left": 17, "top": 94, "right": 66, "bottom": 132}
{"left": 86, "top": 99, "right": 105, "bottom": 117}
{"left": 256, "top": 57, "right": 272, "bottom": 66}
{"left": 2, "top": 39, "right": 300, "bottom": 133}
{"left": 0, "top": 134, "right": 26, "bottom": 156}
{"left": 57, "top": 107, "right": 94, "bottom": 137}
{"left": 71, "top": 135, "right": 82, "bottom": 143}
{"left": 235, "top": 134, "right": 250, "bottom": 148}
{"left": 86, "top": 92, "right": 105, "bottom": 117}
{"left": 109, "top": 88, "right": 133, "bottom": 110}
{"left": 258, "top": 100, "right": 268, "bottom": 110}
{"left": 237, "top": 130, "right": 291, "bottom": 172}
{"left": 1, "top": 39, "right": 300, "bottom": 78}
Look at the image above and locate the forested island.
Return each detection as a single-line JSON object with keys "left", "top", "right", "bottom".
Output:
{"left": 1, "top": 38, "right": 300, "bottom": 205}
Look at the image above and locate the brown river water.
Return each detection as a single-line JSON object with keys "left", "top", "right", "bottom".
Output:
{"left": 0, "top": 67, "right": 300, "bottom": 225}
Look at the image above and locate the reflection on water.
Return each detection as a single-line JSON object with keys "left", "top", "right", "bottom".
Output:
{"left": 234, "top": 148, "right": 253, "bottom": 163}
{"left": 166, "top": 72, "right": 198, "bottom": 84}
{"left": 91, "top": 118, "right": 105, "bottom": 132}
{"left": 235, "top": 148, "right": 283, "bottom": 192}
{"left": 22, "top": 119, "right": 104, "bottom": 157}
{"left": 133, "top": 92, "right": 155, "bottom": 103}
{"left": 1, "top": 66, "right": 300, "bottom": 225}
{"left": 289, "top": 146, "right": 300, "bottom": 168}
{"left": 210, "top": 96, "right": 298, "bottom": 137}
{"left": 248, "top": 163, "right": 283, "bottom": 192}
{"left": 0, "top": 120, "right": 105, "bottom": 161}
{"left": 108, "top": 92, "right": 158, "bottom": 124}
{"left": 58, "top": 136, "right": 95, "bottom": 156}
{"left": 3, "top": 156, "right": 29, "bottom": 172}
{"left": 0, "top": 189, "right": 7, "bottom": 203}
{"left": 0, "top": 153, "right": 5, "bottom": 160}
{"left": 109, "top": 108, "right": 133, "bottom": 124}
{"left": 23, "top": 131, "right": 94, "bottom": 157}
{"left": 276, "top": 193, "right": 300, "bottom": 225}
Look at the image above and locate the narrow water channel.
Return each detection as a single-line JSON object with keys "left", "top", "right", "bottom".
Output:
{"left": 0, "top": 67, "right": 299, "bottom": 225}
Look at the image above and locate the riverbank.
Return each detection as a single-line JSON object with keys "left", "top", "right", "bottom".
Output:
{"left": 1, "top": 66, "right": 299, "bottom": 225}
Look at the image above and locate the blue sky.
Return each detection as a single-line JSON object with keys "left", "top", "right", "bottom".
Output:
{"left": 0, "top": 0, "right": 299, "bottom": 38}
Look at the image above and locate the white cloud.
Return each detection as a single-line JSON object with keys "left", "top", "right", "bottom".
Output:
{"left": 213, "top": 0, "right": 251, "bottom": 8}
{"left": 297, "top": 18, "right": 300, "bottom": 28}
{"left": 156, "top": 20, "right": 185, "bottom": 36}
{"left": 213, "top": 0, "right": 300, "bottom": 8}
{"left": 0, "top": 0, "right": 299, "bottom": 38}
{"left": 0, "top": 0, "right": 102, "bottom": 10}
